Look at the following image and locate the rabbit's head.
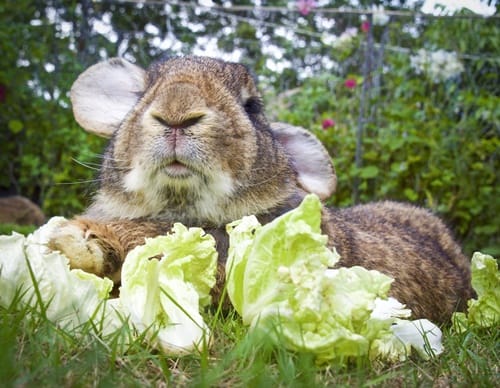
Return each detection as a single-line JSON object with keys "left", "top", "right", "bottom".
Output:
{"left": 71, "top": 56, "right": 336, "bottom": 225}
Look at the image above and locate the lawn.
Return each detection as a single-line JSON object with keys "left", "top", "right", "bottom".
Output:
{"left": 0, "top": 221, "right": 499, "bottom": 387}
{"left": 0, "top": 297, "right": 498, "bottom": 387}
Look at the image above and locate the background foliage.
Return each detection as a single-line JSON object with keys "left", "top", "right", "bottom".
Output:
{"left": 0, "top": 0, "right": 498, "bottom": 254}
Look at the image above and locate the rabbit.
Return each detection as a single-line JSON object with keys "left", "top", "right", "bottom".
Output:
{"left": 48, "top": 56, "right": 473, "bottom": 323}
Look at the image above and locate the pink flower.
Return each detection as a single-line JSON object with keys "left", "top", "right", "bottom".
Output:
{"left": 322, "top": 118, "right": 335, "bottom": 130}
{"left": 361, "top": 21, "right": 370, "bottom": 33}
{"left": 297, "top": 0, "right": 316, "bottom": 16}
{"left": 344, "top": 78, "right": 357, "bottom": 89}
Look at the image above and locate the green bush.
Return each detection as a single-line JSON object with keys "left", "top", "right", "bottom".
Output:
{"left": 1, "top": 2, "right": 497, "bottom": 256}
{"left": 269, "top": 11, "right": 499, "bottom": 257}
{"left": 273, "top": 71, "right": 499, "bottom": 257}
{"left": 0, "top": 2, "right": 106, "bottom": 218}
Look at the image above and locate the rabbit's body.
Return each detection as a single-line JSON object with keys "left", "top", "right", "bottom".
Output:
{"left": 323, "top": 202, "right": 471, "bottom": 322}
{"left": 49, "top": 56, "right": 473, "bottom": 323}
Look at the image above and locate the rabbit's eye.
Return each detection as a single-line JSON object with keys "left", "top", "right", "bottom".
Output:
{"left": 243, "top": 97, "right": 263, "bottom": 115}
{"left": 177, "top": 116, "right": 203, "bottom": 129}
{"left": 153, "top": 115, "right": 204, "bottom": 129}
{"left": 153, "top": 115, "right": 169, "bottom": 127}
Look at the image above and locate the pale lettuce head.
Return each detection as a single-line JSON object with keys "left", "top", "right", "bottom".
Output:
{"left": 452, "top": 251, "right": 499, "bottom": 331}
{"left": 1, "top": 197, "right": 450, "bottom": 363}
{"left": 225, "top": 194, "right": 443, "bottom": 364}
{"left": 119, "top": 223, "right": 217, "bottom": 354}
{"left": 0, "top": 217, "right": 118, "bottom": 334}
{"left": 0, "top": 219, "right": 218, "bottom": 356}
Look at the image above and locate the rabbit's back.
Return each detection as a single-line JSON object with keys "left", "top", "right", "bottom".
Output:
{"left": 322, "top": 201, "right": 473, "bottom": 322}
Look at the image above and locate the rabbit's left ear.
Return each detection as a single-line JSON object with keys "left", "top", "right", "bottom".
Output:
{"left": 270, "top": 122, "right": 336, "bottom": 200}
{"left": 70, "top": 58, "right": 146, "bottom": 138}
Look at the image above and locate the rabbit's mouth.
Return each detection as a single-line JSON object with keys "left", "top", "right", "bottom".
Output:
{"left": 162, "top": 160, "right": 193, "bottom": 178}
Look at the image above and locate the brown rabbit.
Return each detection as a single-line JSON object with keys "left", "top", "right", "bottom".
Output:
{"left": 48, "top": 56, "right": 472, "bottom": 323}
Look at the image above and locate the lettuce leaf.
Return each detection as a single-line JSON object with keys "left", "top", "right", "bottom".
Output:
{"left": 225, "top": 194, "right": 443, "bottom": 364}
{"left": 119, "top": 223, "right": 217, "bottom": 354}
{"left": 0, "top": 217, "right": 119, "bottom": 334}
{"left": 452, "top": 251, "right": 499, "bottom": 331}
{"left": 226, "top": 194, "right": 338, "bottom": 325}
{"left": 0, "top": 219, "right": 218, "bottom": 356}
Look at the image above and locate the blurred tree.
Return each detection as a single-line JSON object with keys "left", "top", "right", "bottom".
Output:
{"left": 275, "top": 5, "right": 499, "bottom": 254}
{"left": 0, "top": 0, "right": 107, "bottom": 215}
{"left": 0, "top": 0, "right": 498, "bottom": 254}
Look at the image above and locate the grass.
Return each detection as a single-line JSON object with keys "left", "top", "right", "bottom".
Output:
{"left": 1, "top": 224, "right": 498, "bottom": 386}
{"left": 0, "top": 296, "right": 498, "bottom": 388}
{"left": 0, "top": 223, "right": 37, "bottom": 236}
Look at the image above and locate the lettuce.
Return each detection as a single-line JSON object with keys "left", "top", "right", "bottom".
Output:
{"left": 0, "top": 217, "right": 119, "bottom": 334}
{"left": 225, "top": 194, "right": 443, "bottom": 364}
{"left": 226, "top": 196, "right": 338, "bottom": 325}
{"left": 1, "top": 197, "right": 448, "bottom": 363}
{"left": 0, "top": 219, "right": 217, "bottom": 356}
{"left": 452, "top": 252, "right": 499, "bottom": 331}
{"left": 119, "top": 223, "right": 217, "bottom": 354}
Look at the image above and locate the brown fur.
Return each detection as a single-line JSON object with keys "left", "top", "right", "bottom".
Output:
{"left": 0, "top": 196, "right": 45, "bottom": 226}
{"left": 47, "top": 56, "right": 473, "bottom": 323}
{"left": 322, "top": 203, "right": 472, "bottom": 323}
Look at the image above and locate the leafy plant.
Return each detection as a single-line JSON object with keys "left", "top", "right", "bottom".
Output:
{"left": 272, "top": 14, "right": 499, "bottom": 256}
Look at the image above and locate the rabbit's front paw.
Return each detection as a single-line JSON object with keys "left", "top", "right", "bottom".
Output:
{"left": 47, "top": 219, "right": 124, "bottom": 283}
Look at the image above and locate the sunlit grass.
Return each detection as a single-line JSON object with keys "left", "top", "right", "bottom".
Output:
{"left": 1, "top": 290, "right": 498, "bottom": 387}
{"left": 0, "top": 225, "right": 498, "bottom": 385}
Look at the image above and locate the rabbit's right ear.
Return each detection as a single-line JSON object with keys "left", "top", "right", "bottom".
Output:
{"left": 70, "top": 58, "right": 146, "bottom": 137}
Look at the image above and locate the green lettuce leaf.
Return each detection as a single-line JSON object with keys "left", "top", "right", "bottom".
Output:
{"left": 225, "top": 194, "right": 443, "bottom": 364}
{"left": 226, "top": 194, "right": 339, "bottom": 325}
{"left": 119, "top": 223, "right": 217, "bottom": 354}
{"left": 452, "top": 251, "right": 500, "bottom": 331}
{"left": 1, "top": 219, "right": 217, "bottom": 355}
